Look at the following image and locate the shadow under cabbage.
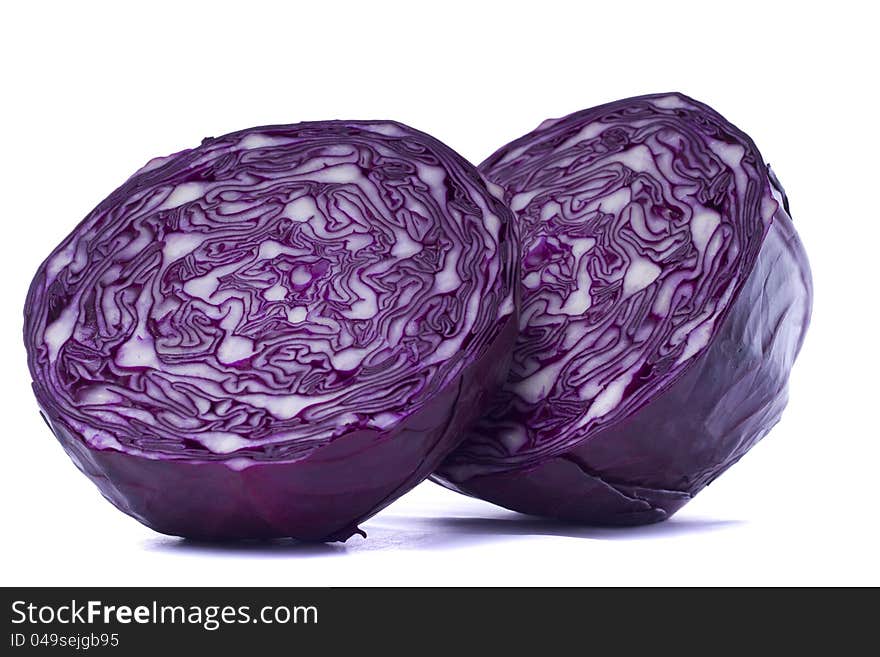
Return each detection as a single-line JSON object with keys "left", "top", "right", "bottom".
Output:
{"left": 146, "top": 537, "right": 349, "bottom": 557}
{"left": 413, "top": 514, "right": 745, "bottom": 541}
{"left": 144, "top": 513, "right": 744, "bottom": 556}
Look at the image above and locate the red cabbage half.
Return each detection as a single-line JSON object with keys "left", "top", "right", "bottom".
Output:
{"left": 433, "top": 93, "right": 812, "bottom": 525}
{"left": 25, "top": 121, "right": 519, "bottom": 541}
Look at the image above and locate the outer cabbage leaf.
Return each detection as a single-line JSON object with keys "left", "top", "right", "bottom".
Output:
{"left": 25, "top": 120, "right": 519, "bottom": 541}
{"left": 433, "top": 93, "right": 812, "bottom": 524}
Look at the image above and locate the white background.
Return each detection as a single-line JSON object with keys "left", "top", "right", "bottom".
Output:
{"left": 1, "top": 1, "right": 877, "bottom": 586}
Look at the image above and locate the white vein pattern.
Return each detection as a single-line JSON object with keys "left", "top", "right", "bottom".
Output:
{"left": 27, "top": 122, "right": 518, "bottom": 462}
{"left": 448, "top": 94, "right": 776, "bottom": 472}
